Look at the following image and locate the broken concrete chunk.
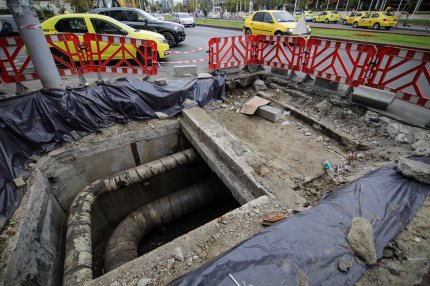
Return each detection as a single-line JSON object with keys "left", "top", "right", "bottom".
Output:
{"left": 411, "top": 139, "right": 430, "bottom": 156}
{"left": 172, "top": 247, "right": 184, "bottom": 261}
{"left": 397, "top": 157, "right": 430, "bottom": 184}
{"left": 253, "top": 79, "right": 268, "bottom": 92}
{"left": 385, "top": 123, "right": 400, "bottom": 139}
{"left": 197, "top": 73, "right": 212, "bottom": 79}
{"left": 347, "top": 217, "right": 377, "bottom": 265}
{"left": 364, "top": 110, "right": 380, "bottom": 122}
{"left": 338, "top": 259, "right": 352, "bottom": 272}
{"left": 154, "top": 112, "right": 168, "bottom": 119}
{"left": 13, "top": 177, "right": 26, "bottom": 189}
{"left": 137, "top": 278, "right": 152, "bottom": 286}
{"left": 386, "top": 261, "right": 400, "bottom": 276}
{"left": 153, "top": 78, "right": 167, "bottom": 86}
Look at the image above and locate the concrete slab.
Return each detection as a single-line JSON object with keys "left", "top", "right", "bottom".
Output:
{"left": 352, "top": 85, "right": 395, "bottom": 111}
{"left": 174, "top": 65, "right": 197, "bottom": 77}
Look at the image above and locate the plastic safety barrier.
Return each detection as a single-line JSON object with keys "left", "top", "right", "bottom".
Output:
{"left": 0, "top": 33, "right": 158, "bottom": 85}
{"left": 46, "top": 33, "right": 89, "bottom": 77}
{"left": 208, "top": 35, "right": 255, "bottom": 70}
{"left": 255, "top": 35, "right": 306, "bottom": 72}
{"left": 0, "top": 36, "right": 38, "bottom": 83}
{"left": 83, "top": 34, "right": 158, "bottom": 76}
{"left": 303, "top": 38, "right": 377, "bottom": 87}
{"left": 366, "top": 47, "right": 430, "bottom": 108}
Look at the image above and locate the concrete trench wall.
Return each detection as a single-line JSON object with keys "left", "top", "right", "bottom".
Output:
{"left": 0, "top": 119, "right": 187, "bottom": 286}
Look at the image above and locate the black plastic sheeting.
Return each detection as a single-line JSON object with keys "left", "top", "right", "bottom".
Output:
{"left": 0, "top": 75, "right": 226, "bottom": 230}
{"left": 169, "top": 157, "right": 430, "bottom": 286}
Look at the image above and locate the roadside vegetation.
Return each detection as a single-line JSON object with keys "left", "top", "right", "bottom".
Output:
{"left": 195, "top": 18, "right": 430, "bottom": 49}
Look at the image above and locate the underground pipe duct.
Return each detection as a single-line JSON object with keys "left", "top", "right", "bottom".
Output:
{"left": 104, "top": 176, "right": 228, "bottom": 272}
{"left": 63, "top": 149, "right": 198, "bottom": 286}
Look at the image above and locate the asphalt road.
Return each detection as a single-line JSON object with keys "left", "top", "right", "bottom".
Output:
{"left": 157, "top": 26, "right": 243, "bottom": 77}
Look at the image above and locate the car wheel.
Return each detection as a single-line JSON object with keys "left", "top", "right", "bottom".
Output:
{"left": 353, "top": 22, "right": 358, "bottom": 28}
{"left": 161, "top": 31, "right": 176, "bottom": 48}
{"left": 137, "top": 46, "right": 153, "bottom": 67}
{"left": 245, "top": 28, "right": 252, "bottom": 36}
{"left": 324, "top": 18, "right": 329, "bottom": 23}
{"left": 343, "top": 19, "right": 347, "bottom": 25}
{"left": 312, "top": 18, "right": 316, "bottom": 23}
{"left": 373, "top": 22, "right": 380, "bottom": 30}
{"left": 274, "top": 31, "right": 283, "bottom": 36}
{"left": 192, "top": 23, "right": 195, "bottom": 27}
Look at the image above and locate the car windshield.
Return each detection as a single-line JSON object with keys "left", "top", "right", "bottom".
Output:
{"left": 138, "top": 10, "right": 156, "bottom": 21}
{"left": 272, "top": 12, "right": 295, "bottom": 22}
{"left": 384, "top": 12, "right": 394, "bottom": 16}
{"left": 178, "top": 13, "right": 191, "bottom": 19}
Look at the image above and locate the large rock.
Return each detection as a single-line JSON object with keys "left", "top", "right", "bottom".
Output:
{"left": 347, "top": 217, "right": 377, "bottom": 265}
{"left": 397, "top": 157, "right": 430, "bottom": 184}
{"left": 253, "top": 79, "right": 268, "bottom": 92}
{"left": 412, "top": 139, "right": 430, "bottom": 156}
{"left": 385, "top": 123, "right": 400, "bottom": 139}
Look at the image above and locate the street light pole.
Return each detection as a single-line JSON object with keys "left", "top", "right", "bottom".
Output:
{"left": 7, "top": 0, "right": 62, "bottom": 88}
{"left": 411, "top": 0, "right": 422, "bottom": 20}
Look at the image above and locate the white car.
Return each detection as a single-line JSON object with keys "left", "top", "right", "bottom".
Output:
{"left": 152, "top": 13, "right": 164, "bottom": 21}
{"left": 207, "top": 12, "right": 220, "bottom": 19}
{"left": 175, "top": 13, "right": 195, "bottom": 27}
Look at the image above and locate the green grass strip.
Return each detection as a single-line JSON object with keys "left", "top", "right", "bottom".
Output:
{"left": 194, "top": 18, "right": 429, "bottom": 49}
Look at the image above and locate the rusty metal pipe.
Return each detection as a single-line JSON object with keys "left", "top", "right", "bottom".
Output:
{"left": 104, "top": 177, "right": 227, "bottom": 272}
{"left": 63, "top": 149, "right": 198, "bottom": 286}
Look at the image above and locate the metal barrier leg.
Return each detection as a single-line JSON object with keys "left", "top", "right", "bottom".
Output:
{"left": 344, "top": 86, "right": 354, "bottom": 99}
{"left": 15, "top": 82, "right": 29, "bottom": 95}
{"left": 300, "top": 74, "right": 313, "bottom": 84}
{"left": 96, "top": 72, "right": 103, "bottom": 84}
{"left": 78, "top": 74, "right": 87, "bottom": 86}
{"left": 288, "top": 70, "right": 297, "bottom": 79}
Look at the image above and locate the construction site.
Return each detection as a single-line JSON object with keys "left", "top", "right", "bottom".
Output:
{"left": 1, "top": 3, "right": 430, "bottom": 286}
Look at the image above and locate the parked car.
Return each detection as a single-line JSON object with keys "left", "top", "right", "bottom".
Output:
{"left": 152, "top": 13, "right": 164, "bottom": 21}
{"left": 312, "top": 11, "right": 341, "bottom": 23}
{"left": 174, "top": 13, "right": 195, "bottom": 27}
{"left": 343, "top": 11, "right": 367, "bottom": 25}
{"left": 0, "top": 15, "right": 19, "bottom": 36}
{"left": 207, "top": 12, "right": 221, "bottom": 19}
{"left": 41, "top": 14, "right": 170, "bottom": 62}
{"left": 293, "top": 11, "right": 314, "bottom": 21}
{"left": 243, "top": 10, "right": 311, "bottom": 38}
{"left": 90, "top": 8, "right": 186, "bottom": 47}
{"left": 352, "top": 11, "right": 397, "bottom": 30}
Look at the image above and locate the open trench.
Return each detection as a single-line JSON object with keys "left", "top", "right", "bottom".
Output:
{"left": 1, "top": 75, "right": 429, "bottom": 286}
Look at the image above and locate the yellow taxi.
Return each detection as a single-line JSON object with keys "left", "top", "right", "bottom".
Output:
{"left": 352, "top": 11, "right": 398, "bottom": 30}
{"left": 343, "top": 11, "right": 367, "bottom": 25}
{"left": 41, "top": 14, "right": 170, "bottom": 62}
{"left": 293, "top": 11, "right": 315, "bottom": 21}
{"left": 244, "top": 10, "right": 311, "bottom": 37}
{"left": 312, "top": 11, "right": 341, "bottom": 23}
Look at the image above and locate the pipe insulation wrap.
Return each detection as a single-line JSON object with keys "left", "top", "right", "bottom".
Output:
{"left": 104, "top": 177, "right": 228, "bottom": 272}
{"left": 63, "top": 148, "right": 198, "bottom": 286}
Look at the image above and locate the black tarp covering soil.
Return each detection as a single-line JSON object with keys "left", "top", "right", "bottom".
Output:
{"left": 0, "top": 75, "right": 226, "bottom": 229}
{"left": 169, "top": 157, "right": 430, "bottom": 286}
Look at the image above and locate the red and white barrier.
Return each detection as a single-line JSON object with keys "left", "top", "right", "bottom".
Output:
{"left": 208, "top": 35, "right": 255, "bottom": 70}
{"left": 367, "top": 46, "right": 430, "bottom": 108}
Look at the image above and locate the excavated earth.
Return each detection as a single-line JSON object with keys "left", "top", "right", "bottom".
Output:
{"left": 1, "top": 74, "right": 430, "bottom": 286}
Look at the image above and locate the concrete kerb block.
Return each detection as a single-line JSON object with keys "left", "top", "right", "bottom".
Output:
{"left": 256, "top": 105, "right": 283, "bottom": 122}
{"left": 174, "top": 65, "right": 198, "bottom": 77}
{"left": 314, "top": 77, "right": 339, "bottom": 91}
{"left": 271, "top": 67, "right": 290, "bottom": 77}
{"left": 351, "top": 85, "right": 396, "bottom": 111}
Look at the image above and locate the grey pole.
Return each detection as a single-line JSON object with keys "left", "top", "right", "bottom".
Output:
{"left": 411, "top": 0, "right": 422, "bottom": 20}
{"left": 396, "top": 0, "right": 403, "bottom": 13}
{"left": 7, "top": 0, "right": 62, "bottom": 88}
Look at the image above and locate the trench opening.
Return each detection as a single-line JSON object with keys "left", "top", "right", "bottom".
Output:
{"left": 90, "top": 154, "right": 241, "bottom": 278}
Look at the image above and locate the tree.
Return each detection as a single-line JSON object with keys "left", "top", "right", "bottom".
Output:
{"left": 224, "top": 0, "right": 237, "bottom": 11}
{"left": 149, "top": 4, "right": 157, "bottom": 12}
{"left": 175, "top": 2, "right": 184, "bottom": 11}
